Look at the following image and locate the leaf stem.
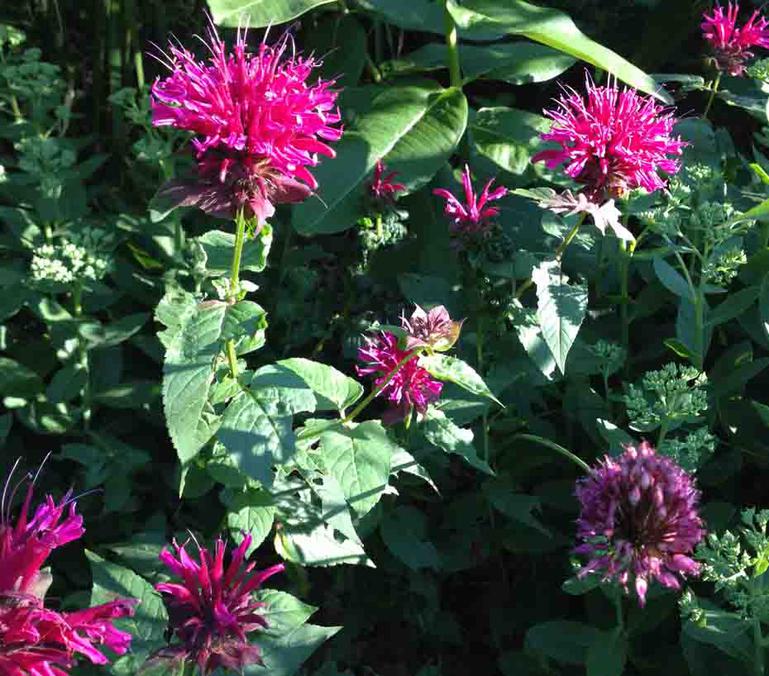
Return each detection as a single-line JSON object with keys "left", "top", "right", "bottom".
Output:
{"left": 342, "top": 351, "right": 419, "bottom": 424}
{"left": 514, "top": 433, "right": 591, "bottom": 473}
{"left": 619, "top": 237, "right": 637, "bottom": 377}
{"left": 225, "top": 207, "right": 247, "bottom": 380}
{"left": 442, "top": 0, "right": 462, "bottom": 88}
{"left": 704, "top": 71, "right": 721, "bottom": 119}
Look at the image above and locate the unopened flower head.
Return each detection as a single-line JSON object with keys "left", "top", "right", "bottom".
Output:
{"left": 0, "top": 459, "right": 136, "bottom": 674}
{"left": 356, "top": 331, "right": 443, "bottom": 423}
{"left": 433, "top": 164, "right": 507, "bottom": 240}
{"left": 702, "top": 2, "right": 769, "bottom": 76}
{"left": 154, "top": 534, "right": 284, "bottom": 675}
{"left": 401, "top": 305, "right": 463, "bottom": 352}
{"left": 369, "top": 160, "right": 405, "bottom": 204}
{"left": 574, "top": 441, "right": 705, "bottom": 606}
{"left": 533, "top": 77, "right": 684, "bottom": 202}
{"left": 151, "top": 23, "right": 342, "bottom": 222}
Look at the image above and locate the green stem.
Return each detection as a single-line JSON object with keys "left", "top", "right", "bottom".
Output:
{"left": 619, "top": 237, "right": 637, "bottom": 376}
{"left": 375, "top": 212, "right": 383, "bottom": 240}
{"left": 515, "top": 213, "right": 586, "bottom": 300}
{"left": 225, "top": 208, "right": 247, "bottom": 379}
{"left": 704, "top": 71, "right": 722, "bottom": 119}
{"left": 442, "top": 0, "right": 461, "bottom": 88}
{"left": 514, "top": 433, "right": 591, "bottom": 473}
{"left": 614, "top": 592, "right": 625, "bottom": 633}
{"left": 342, "top": 352, "right": 419, "bottom": 424}
{"left": 73, "top": 283, "right": 91, "bottom": 430}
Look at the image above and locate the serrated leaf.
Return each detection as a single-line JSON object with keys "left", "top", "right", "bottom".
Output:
{"left": 225, "top": 489, "right": 276, "bottom": 555}
{"left": 380, "top": 505, "right": 440, "bottom": 570}
{"left": 196, "top": 226, "right": 273, "bottom": 276}
{"left": 278, "top": 357, "right": 363, "bottom": 411}
{"left": 421, "top": 407, "right": 492, "bottom": 474}
{"left": 532, "top": 260, "right": 587, "bottom": 375}
{"left": 293, "top": 84, "right": 467, "bottom": 234}
{"left": 259, "top": 589, "right": 317, "bottom": 637}
{"left": 319, "top": 420, "right": 395, "bottom": 517}
{"left": 419, "top": 353, "right": 501, "bottom": 405}
{"left": 275, "top": 522, "right": 374, "bottom": 567}
{"left": 251, "top": 623, "right": 341, "bottom": 676}
{"left": 86, "top": 551, "right": 168, "bottom": 663}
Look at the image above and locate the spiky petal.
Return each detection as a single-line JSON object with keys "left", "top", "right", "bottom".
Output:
{"left": 356, "top": 331, "right": 443, "bottom": 423}
{"left": 702, "top": 2, "right": 769, "bottom": 76}
{"left": 151, "top": 24, "right": 342, "bottom": 221}
{"left": 154, "top": 534, "right": 284, "bottom": 675}
{"left": 433, "top": 165, "right": 507, "bottom": 239}
{"left": 369, "top": 160, "right": 405, "bottom": 203}
{"left": 533, "top": 77, "right": 684, "bottom": 202}
{"left": 574, "top": 441, "right": 705, "bottom": 606}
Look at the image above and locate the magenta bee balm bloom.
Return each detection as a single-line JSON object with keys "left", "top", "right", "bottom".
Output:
{"left": 357, "top": 331, "right": 443, "bottom": 423}
{"left": 154, "top": 534, "right": 284, "bottom": 675}
{"left": 574, "top": 442, "right": 704, "bottom": 606}
{"left": 369, "top": 160, "right": 405, "bottom": 203}
{"left": 702, "top": 2, "right": 769, "bottom": 76}
{"left": 0, "top": 461, "right": 137, "bottom": 674}
{"left": 533, "top": 78, "right": 684, "bottom": 203}
{"left": 433, "top": 164, "right": 507, "bottom": 240}
{"left": 151, "top": 24, "right": 342, "bottom": 223}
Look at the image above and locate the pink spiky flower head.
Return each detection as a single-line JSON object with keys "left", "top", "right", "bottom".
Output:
{"left": 369, "top": 160, "right": 405, "bottom": 204}
{"left": 433, "top": 164, "right": 507, "bottom": 240}
{"left": 574, "top": 442, "right": 705, "bottom": 606}
{"left": 0, "top": 458, "right": 137, "bottom": 674}
{"left": 702, "top": 2, "right": 769, "bottom": 76}
{"left": 154, "top": 534, "right": 284, "bottom": 675}
{"left": 356, "top": 331, "right": 443, "bottom": 424}
{"left": 151, "top": 22, "right": 342, "bottom": 223}
{"left": 533, "top": 77, "right": 685, "bottom": 203}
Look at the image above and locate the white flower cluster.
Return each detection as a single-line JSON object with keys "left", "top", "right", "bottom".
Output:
{"left": 30, "top": 229, "right": 112, "bottom": 285}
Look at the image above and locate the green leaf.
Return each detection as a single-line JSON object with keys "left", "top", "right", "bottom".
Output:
{"left": 390, "top": 446, "right": 439, "bottom": 492}
{"left": 759, "top": 272, "right": 769, "bottom": 341}
{"left": 196, "top": 226, "right": 273, "bottom": 276}
{"left": 471, "top": 106, "right": 550, "bottom": 174}
{"left": 706, "top": 286, "right": 759, "bottom": 327}
{"left": 586, "top": 630, "right": 627, "bottom": 676}
{"left": 79, "top": 312, "right": 148, "bottom": 347}
{"left": 209, "top": 0, "right": 335, "bottom": 27}
{"left": 421, "top": 407, "right": 493, "bottom": 474}
{"left": 86, "top": 551, "right": 168, "bottom": 663}
{"left": 278, "top": 357, "right": 363, "bottom": 411}
{"left": 380, "top": 505, "right": 440, "bottom": 570}
{"left": 252, "top": 623, "right": 341, "bottom": 676}
{"left": 225, "top": 489, "right": 276, "bottom": 555}
{"left": 0, "top": 357, "right": 43, "bottom": 397}
{"left": 524, "top": 620, "right": 602, "bottom": 665}
{"left": 356, "top": 0, "right": 500, "bottom": 37}
{"left": 653, "top": 256, "right": 692, "bottom": 299}
{"left": 419, "top": 353, "right": 500, "bottom": 404}
{"left": 293, "top": 84, "right": 467, "bottom": 234}
{"left": 532, "top": 260, "right": 587, "bottom": 375}
{"left": 319, "top": 420, "right": 395, "bottom": 517}
{"left": 447, "top": 0, "right": 671, "bottom": 103}
{"left": 260, "top": 589, "right": 318, "bottom": 637}
{"left": 45, "top": 364, "right": 86, "bottom": 404}
{"left": 483, "top": 479, "right": 550, "bottom": 535}
{"left": 275, "top": 521, "right": 374, "bottom": 567}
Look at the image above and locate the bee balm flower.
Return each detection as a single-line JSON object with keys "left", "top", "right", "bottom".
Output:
{"left": 154, "top": 534, "right": 284, "bottom": 674}
{"left": 702, "top": 2, "right": 769, "bottom": 76}
{"left": 369, "top": 160, "right": 405, "bottom": 204}
{"left": 533, "top": 78, "right": 684, "bottom": 203}
{"left": 574, "top": 442, "right": 704, "bottom": 606}
{"left": 151, "top": 25, "right": 342, "bottom": 223}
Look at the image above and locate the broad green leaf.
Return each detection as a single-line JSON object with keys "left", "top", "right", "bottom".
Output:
{"left": 196, "top": 225, "right": 273, "bottom": 276}
{"left": 447, "top": 0, "right": 671, "bottom": 103}
{"left": 225, "top": 489, "right": 276, "bottom": 555}
{"left": 385, "top": 42, "right": 575, "bottom": 85}
{"left": 653, "top": 256, "right": 692, "bottom": 299}
{"left": 319, "top": 420, "right": 395, "bottom": 516}
{"left": 79, "top": 312, "right": 148, "bottom": 347}
{"left": 279, "top": 357, "right": 363, "bottom": 411}
{"left": 532, "top": 260, "right": 587, "bottom": 375}
{"left": 390, "top": 446, "right": 439, "bottom": 492}
{"left": 253, "top": 623, "right": 341, "bottom": 676}
{"left": 293, "top": 84, "right": 467, "bottom": 234}
{"left": 586, "top": 631, "right": 627, "bottom": 676}
{"left": 471, "top": 106, "right": 550, "bottom": 174}
{"left": 275, "top": 521, "right": 374, "bottom": 567}
{"left": 260, "top": 589, "right": 317, "bottom": 637}
{"left": 706, "top": 286, "right": 759, "bottom": 327}
{"left": 0, "top": 357, "right": 43, "bottom": 397}
{"left": 682, "top": 607, "right": 753, "bottom": 662}
{"left": 380, "top": 505, "right": 440, "bottom": 570}
{"left": 419, "top": 353, "right": 500, "bottom": 404}
{"left": 524, "top": 620, "right": 602, "bottom": 665}
{"left": 483, "top": 479, "right": 549, "bottom": 535}
{"left": 208, "top": 0, "right": 335, "bottom": 27}
{"left": 86, "top": 551, "right": 168, "bottom": 663}
{"left": 421, "top": 407, "right": 493, "bottom": 474}
{"left": 45, "top": 364, "right": 86, "bottom": 404}
{"left": 248, "top": 364, "right": 318, "bottom": 414}
{"left": 734, "top": 196, "right": 769, "bottom": 224}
